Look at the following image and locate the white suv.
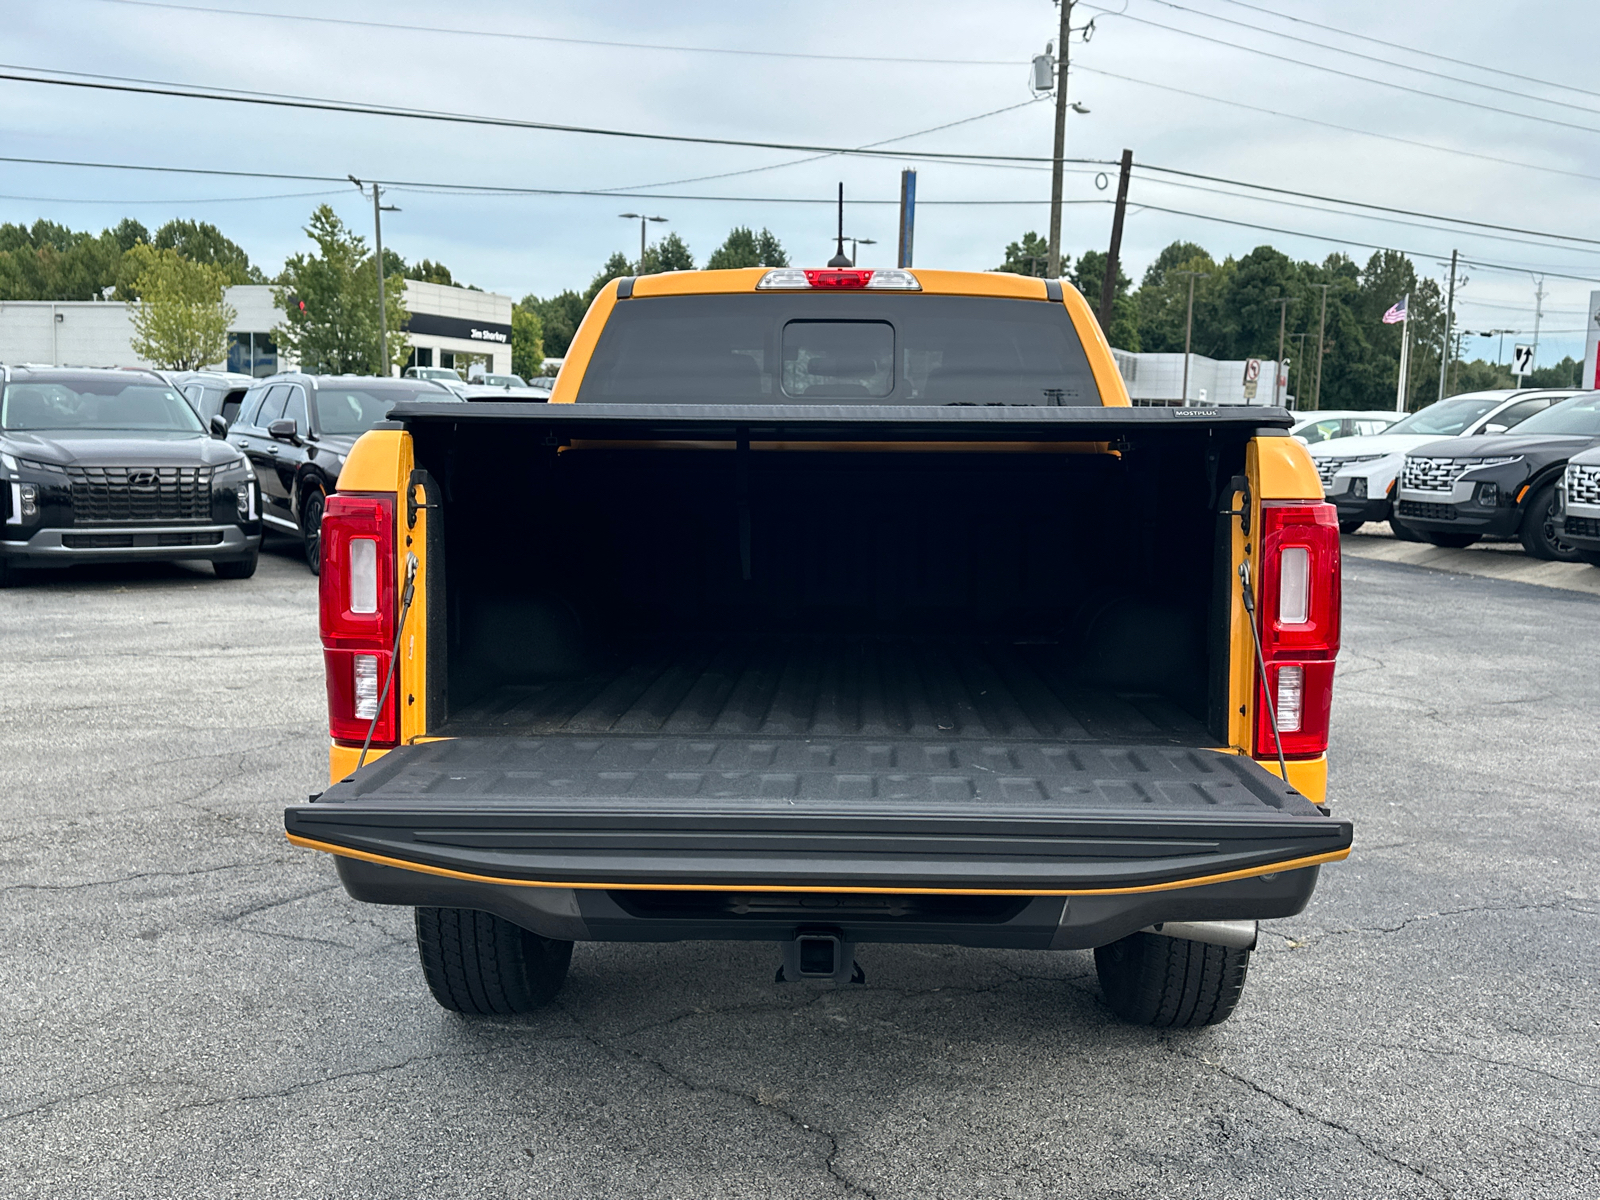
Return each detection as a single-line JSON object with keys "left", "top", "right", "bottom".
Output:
{"left": 1315, "top": 390, "right": 1583, "bottom": 535}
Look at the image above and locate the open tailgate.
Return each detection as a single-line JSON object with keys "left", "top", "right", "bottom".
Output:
{"left": 286, "top": 736, "right": 1351, "bottom": 894}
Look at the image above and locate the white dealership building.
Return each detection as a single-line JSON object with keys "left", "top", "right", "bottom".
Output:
{"left": 0, "top": 280, "right": 513, "bottom": 378}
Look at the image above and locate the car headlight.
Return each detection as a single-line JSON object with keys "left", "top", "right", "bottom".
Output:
{"left": 19, "top": 483, "right": 38, "bottom": 518}
{"left": 213, "top": 459, "right": 255, "bottom": 520}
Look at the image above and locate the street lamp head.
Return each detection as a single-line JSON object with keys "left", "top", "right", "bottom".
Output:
{"left": 618, "top": 212, "right": 641, "bottom": 220}
{"left": 647, "top": 215, "right": 669, "bottom": 224}
{"left": 1069, "top": 101, "right": 1090, "bottom": 115}
{"left": 348, "top": 174, "right": 362, "bottom": 187}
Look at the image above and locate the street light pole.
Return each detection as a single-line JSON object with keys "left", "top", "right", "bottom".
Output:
{"left": 848, "top": 237, "right": 877, "bottom": 267}
{"left": 1046, "top": 0, "right": 1073, "bottom": 278}
{"left": 619, "top": 213, "right": 667, "bottom": 273}
{"left": 1272, "top": 296, "right": 1297, "bottom": 406}
{"left": 1174, "top": 270, "right": 1204, "bottom": 405}
{"left": 1438, "top": 249, "right": 1458, "bottom": 403}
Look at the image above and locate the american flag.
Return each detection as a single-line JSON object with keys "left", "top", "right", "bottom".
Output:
{"left": 1382, "top": 297, "right": 1408, "bottom": 324}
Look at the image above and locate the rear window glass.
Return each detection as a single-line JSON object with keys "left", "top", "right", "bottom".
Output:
{"left": 314, "top": 385, "right": 454, "bottom": 433}
{"left": 1387, "top": 393, "right": 1503, "bottom": 436}
{"left": 577, "top": 294, "right": 1101, "bottom": 405}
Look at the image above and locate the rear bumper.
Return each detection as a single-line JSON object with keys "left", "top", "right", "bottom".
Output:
{"left": 0, "top": 523, "right": 258, "bottom": 565}
{"left": 330, "top": 854, "right": 1325, "bottom": 950}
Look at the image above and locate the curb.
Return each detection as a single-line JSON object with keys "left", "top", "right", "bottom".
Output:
{"left": 1342, "top": 534, "right": 1600, "bottom": 597}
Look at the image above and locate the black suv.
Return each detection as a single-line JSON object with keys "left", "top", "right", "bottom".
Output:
{"left": 0, "top": 365, "right": 261, "bottom": 584}
{"left": 1394, "top": 391, "right": 1600, "bottom": 559}
{"left": 176, "top": 371, "right": 254, "bottom": 427}
{"left": 227, "top": 372, "right": 459, "bottom": 571}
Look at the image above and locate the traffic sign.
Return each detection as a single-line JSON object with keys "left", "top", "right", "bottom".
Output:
{"left": 1512, "top": 344, "right": 1534, "bottom": 375}
{"left": 1242, "top": 358, "right": 1262, "bottom": 383}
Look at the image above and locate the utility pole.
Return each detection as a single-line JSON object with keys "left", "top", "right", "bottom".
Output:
{"left": 1312, "top": 283, "right": 1332, "bottom": 411}
{"left": 1531, "top": 274, "right": 1546, "bottom": 375}
{"left": 1271, "top": 296, "right": 1297, "bottom": 407}
{"left": 350, "top": 175, "right": 400, "bottom": 375}
{"left": 848, "top": 237, "right": 876, "bottom": 267}
{"left": 1437, "top": 249, "right": 1458, "bottom": 403}
{"left": 1046, "top": 0, "right": 1073, "bottom": 278}
{"left": 1097, "top": 148, "right": 1133, "bottom": 334}
{"left": 1174, "top": 269, "right": 1205, "bottom": 405}
{"left": 619, "top": 212, "right": 668, "bottom": 273}
{"left": 1289, "top": 332, "right": 1309, "bottom": 406}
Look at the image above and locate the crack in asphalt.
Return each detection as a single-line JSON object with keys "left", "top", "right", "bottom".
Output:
{"left": 1276, "top": 901, "right": 1599, "bottom": 947}
{"left": 1164, "top": 1040, "right": 1455, "bottom": 1197}
{"left": 1371, "top": 1041, "right": 1600, "bottom": 1094}
{"left": 0, "top": 859, "right": 286, "bottom": 896}
{"left": 556, "top": 1000, "right": 877, "bottom": 1198}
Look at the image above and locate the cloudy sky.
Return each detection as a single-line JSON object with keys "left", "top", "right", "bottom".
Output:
{"left": 4, "top": 0, "right": 1598, "bottom": 369}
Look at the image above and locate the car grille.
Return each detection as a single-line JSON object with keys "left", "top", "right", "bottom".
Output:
{"left": 1397, "top": 500, "right": 1456, "bottom": 521}
{"left": 1314, "top": 454, "right": 1381, "bottom": 491}
{"left": 1401, "top": 455, "right": 1520, "bottom": 493}
{"left": 1566, "top": 463, "right": 1600, "bottom": 507}
{"left": 66, "top": 465, "right": 214, "bottom": 524}
{"left": 1562, "top": 515, "right": 1600, "bottom": 538}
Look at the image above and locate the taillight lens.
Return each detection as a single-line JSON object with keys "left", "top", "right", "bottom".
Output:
{"left": 319, "top": 493, "right": 398, "bottom": 746}
{"left": 1253, "top": 500, "right": 1341, "bottom": 760}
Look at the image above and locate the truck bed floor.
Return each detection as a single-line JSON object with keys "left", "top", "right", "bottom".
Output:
{"left": 439, "top": 637, "right": 1212, "bottom": 746}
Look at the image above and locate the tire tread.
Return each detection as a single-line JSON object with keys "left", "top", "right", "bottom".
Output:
{"left": 414, "top": 907, "right": 572, "bottom": 1015}
{"left": 1095, "top": 931, "right": 1250, "bottom": 1028}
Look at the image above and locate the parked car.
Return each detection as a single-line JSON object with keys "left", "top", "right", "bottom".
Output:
{"left": 1315, "top": 389, "right": 1583, "bottom": 535}
{"left": 286, "top": 266, "right": 1351, "bottom": 1028}
{"left": 0, "top": 365, "right": 261, "bottom": 584}
{"left": 1290, "top": 410, "right": 1402, "bottom": 446}
{"left": 460, "top": 382, "right": 550, "bottom": 402}
{"left": 1556, "top": 445, "right": 1600, "bottom": 565}
{"left": 176, "top": 371, "right": 254, "bottom": 427}
{"left": 1394, "top": 391, "right": 1600, "bottom": 558}
{"left": 470, "top": 372, "right": 528, "bottom": 388}
{"left": 403, "top": 366, "right": 467, "bottom": 397}
{"left": 227, "top": 373, "right": 460, "bottom": 572}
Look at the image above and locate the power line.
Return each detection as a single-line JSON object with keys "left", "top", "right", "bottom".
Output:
{"left": 1114, "top": 0, "right": 1600, "bottom": 117}
{"left": 1127, "top": 202, "right": 1600, "bottom": 284}
{"left": 1212, "top": 0, "right": 1600, "bottom": 104}
{"left": 1077, "top": 65, "right": 1600, "bottom": 186}
{"left": 1077, "top": 3, "right": 1600, "bottom": 137}
{"left": 0, "top": 188, "right": 341, "bottom": 204}
{"left": 0, "top": 63, "right": 1085, "bottom": 166}
{"left": 1133, "top": 164, "right": 1600, "bottom": 248}
{"left": 88, "top": 0, "right": 1024, "bottom": 66}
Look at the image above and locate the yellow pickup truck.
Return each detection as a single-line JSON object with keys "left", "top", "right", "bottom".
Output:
{"left": 285, "top": 265, "right": 1350, "bottom": 1026}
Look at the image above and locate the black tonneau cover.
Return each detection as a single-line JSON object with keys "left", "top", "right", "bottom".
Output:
{"left": 386, "top": 400, "right": 1294, "bottom": 442}
{"left": 287, "top": 738, "right": 1349, "bottom": 892}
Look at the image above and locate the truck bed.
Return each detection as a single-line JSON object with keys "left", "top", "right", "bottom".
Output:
{"left": 436, "top": 636, "right": 1211, "bottom": 745}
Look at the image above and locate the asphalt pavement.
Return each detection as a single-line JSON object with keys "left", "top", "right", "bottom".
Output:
{"left": 1, "top": 540, "right": 1596, "bottom": 1199}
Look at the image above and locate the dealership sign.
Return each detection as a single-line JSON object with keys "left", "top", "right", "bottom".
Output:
{"left": 404, "top": 312, "right": 513, "bottom": 344}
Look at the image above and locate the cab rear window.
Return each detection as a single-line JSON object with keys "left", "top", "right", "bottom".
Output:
{"left": 577, "top": 294, "right": 1100, "bottom": 405}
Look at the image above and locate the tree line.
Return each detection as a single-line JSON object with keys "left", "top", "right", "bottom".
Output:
{"left": 999, "top": 233, "right": 1581, "bottom": 408}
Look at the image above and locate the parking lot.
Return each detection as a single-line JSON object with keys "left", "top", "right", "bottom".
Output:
{"left": 1, "top": 537, "right": 1596, "bottom": 1199}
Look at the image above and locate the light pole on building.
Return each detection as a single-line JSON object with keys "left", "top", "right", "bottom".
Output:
{"left": 350, "top": 175, "right": 400, "bottom": 375}
{"left": 619, "top": 213, "right": 668, "bottom": 273}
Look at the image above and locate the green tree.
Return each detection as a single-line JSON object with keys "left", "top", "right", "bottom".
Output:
{"left": 640, "top": 232, "right": 694, "bottom": 274}
{"left": 152, "top": 219, "right": 263, "bottom": 284}
{"left": 1527, "top": 355, "right": 1581, "bottom": 388}
{"left": 0, "top": 220, "right": 124, "bottom": 301}
{"left": 272, "top": 205, "right": 408, "bottom": 375}
{"left": 1135, "top": 246, "right": 1229, "bottom": 356}
{"left": 588, "top": 252, "right": 633, "bottom": 302}
{"left": 124, "top": 244, "right": 236, "bottom": 370}
{"left": 1070, "top": 249, "right": 1139, "bottom": 351}
{"left": 996, "top": 232, "right": 1053, "bottom": 277}
{"left": 706, "top": 226, "right": 789, "bottom": 270}
{"left": 511, "top": 305, "right": 545, "bottom": 378}
{"left": 1452, "top": 358, "right": 1516, "bottom": 393}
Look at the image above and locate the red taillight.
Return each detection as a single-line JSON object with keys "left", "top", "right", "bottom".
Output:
{"left": 804, "top": 268, "right": 874, "bottom": 289}
{"left": 319, "top": 493, "right": 398, "bottom": 745}
{"left": 1253, "top": 500, "right": 1341, "bottom": 760}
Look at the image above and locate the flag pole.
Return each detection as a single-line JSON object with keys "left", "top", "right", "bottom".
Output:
{"left": 1394, "top": 292, "right": 1411, "bottom": 413}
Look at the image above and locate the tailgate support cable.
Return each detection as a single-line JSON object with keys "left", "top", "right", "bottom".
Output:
{"left": 1238, "top": 559, "right": 1292, "bottom": 789}
{"left": 356, "top": 551, "right": 419, "bottom": 773}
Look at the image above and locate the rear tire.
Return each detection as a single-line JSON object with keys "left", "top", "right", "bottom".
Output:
{"left": 1519, "top": 483, "right": 1582, "bottom": 562}
{"left": 414, "top": 908, "right": 573, "bottom": 1015}
{"left": 1420, "top": 530, "right": 1480, "bottom": 549}
{"left": 1338, "top": 519, "right": 1363, "bottom": 535}
{"left": 213, "top": 551, "right": 258, "bottom": 580}
{"left": 1094, "top": 931, "right": 1250, "bottom": 1028}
